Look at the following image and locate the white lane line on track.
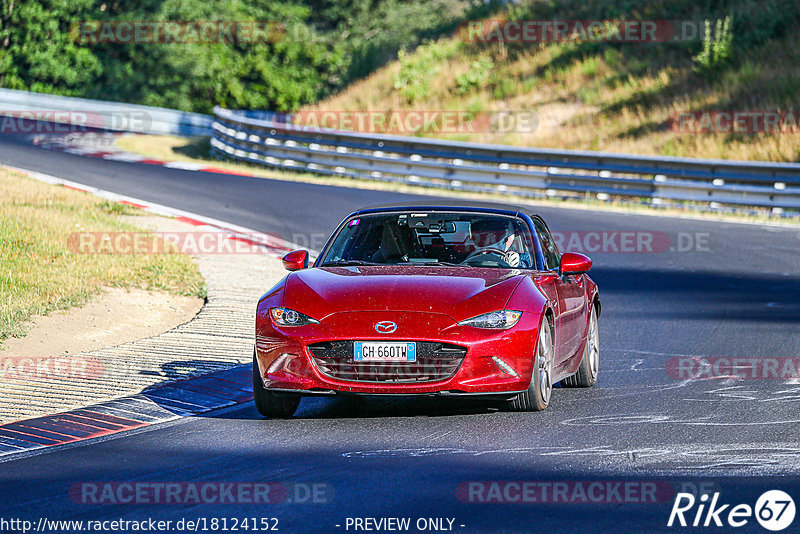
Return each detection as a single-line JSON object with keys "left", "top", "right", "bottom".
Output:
{"left": 163, "top": 161, "right": 209, "bottom": 170}
{"left": 101, "top": 152, "right": 147, "bottom": 162}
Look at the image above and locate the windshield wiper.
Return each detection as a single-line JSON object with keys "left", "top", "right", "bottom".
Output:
{"left": 322, "top": 260, "right": 381, "bottom": 266}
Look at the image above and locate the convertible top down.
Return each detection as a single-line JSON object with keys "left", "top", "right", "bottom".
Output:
{"left": 254, "top": 202, "right": 600, "bottom": 417}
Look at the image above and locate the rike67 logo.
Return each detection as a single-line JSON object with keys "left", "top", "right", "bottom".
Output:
{"left": 668, "top": 490, "right": 795, "bottom": 531}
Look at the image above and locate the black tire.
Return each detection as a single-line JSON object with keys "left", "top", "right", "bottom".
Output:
{"left": 253, "top": 350, "right": 300, "bottom": 418}
{"left": 562, "top": 306, "right": 599, "bottom": 388}
{"left": 508, "top": 318, "right": 554, "bottom": 412}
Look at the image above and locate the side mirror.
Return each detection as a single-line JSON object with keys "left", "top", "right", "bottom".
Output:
{"left": 559, "top": 252, "right": 592, "bottom": 276}
{"left": 282, "top": 250, "right": 309, "bottom": 271}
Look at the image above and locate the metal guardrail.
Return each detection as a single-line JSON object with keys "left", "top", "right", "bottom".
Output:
{"left": 0, "top": 88, "right": 212, "bottom": 136}
{"left": 212, "top": 106, "right": 800, "bottom": 212}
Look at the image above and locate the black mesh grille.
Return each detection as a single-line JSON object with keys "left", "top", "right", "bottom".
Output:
{"left": 308, "top": 341, "right": 467, "bottom": 383}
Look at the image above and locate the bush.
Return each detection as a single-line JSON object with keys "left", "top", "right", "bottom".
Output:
{"left": 393, "top": 41, "right": 454, "bottom": 103}
{"left": 455, "top": 57, "right": 493, "bottom": 95}
{"left": 491, "top": 77, "right": 517, "bottom": 100}
{"left": 694, "top": 16, "right": 734, "bottom": 72}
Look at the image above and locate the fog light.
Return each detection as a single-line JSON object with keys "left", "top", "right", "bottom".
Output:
{"left": 492, "top": 357, "right": 518, "bottom": 377}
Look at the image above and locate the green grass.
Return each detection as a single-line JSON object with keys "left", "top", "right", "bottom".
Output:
{"left": 0, "top": 168, "right": 206, "bottom": 343}
{"left": 305, "top": 0, "right": 800, "bottom": 163}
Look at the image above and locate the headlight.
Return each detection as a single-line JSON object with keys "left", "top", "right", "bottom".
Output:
{"left": 458, "top": 310, "right": 522, "bottom": 329}
{"left": 269, "top": 307, "right": 319, "bottom": 326}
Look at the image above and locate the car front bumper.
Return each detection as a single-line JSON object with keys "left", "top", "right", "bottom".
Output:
{"left": 254, "top": 310, "right": 542, "bottom": 396}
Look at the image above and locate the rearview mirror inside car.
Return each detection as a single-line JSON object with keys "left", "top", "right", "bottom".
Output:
{"left": 429, "top": 221, "right": 457, "bottom": 234}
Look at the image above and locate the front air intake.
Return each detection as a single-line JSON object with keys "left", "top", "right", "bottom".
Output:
{"left": 307, "top": 341, "right": 466, "bottom": 383}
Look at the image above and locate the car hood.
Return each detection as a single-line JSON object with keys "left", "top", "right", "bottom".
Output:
{"left": 284, "top": 266, "right": 528, "bottom": 323}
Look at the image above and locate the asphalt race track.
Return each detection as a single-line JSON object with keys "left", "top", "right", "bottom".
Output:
{"left": 2, "top": 132, "right": 800, "bottom": 533}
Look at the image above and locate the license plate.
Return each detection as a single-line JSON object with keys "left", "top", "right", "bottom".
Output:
{"left": 354, "top": 342, "right": 417, "bottom": 362}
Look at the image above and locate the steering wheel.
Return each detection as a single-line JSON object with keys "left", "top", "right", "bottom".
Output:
{"left": 462, "top": 249, "right": 513, "bottom": 268}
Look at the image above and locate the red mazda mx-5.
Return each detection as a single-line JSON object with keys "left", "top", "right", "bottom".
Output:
{"left": 253, "top": 203, "right": 600, "bottom": 417}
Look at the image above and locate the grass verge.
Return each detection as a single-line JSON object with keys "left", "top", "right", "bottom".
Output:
{"left": 0, "top": 166, "right": 206, "bottom": 344}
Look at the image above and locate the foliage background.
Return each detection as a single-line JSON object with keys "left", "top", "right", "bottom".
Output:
{"left": 0, "top": 0, "right": 477, "bottom": 113}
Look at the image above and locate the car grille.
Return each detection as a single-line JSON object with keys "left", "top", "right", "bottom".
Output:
{"left": 307, "top": 341, "right": 467, "bottom": 383}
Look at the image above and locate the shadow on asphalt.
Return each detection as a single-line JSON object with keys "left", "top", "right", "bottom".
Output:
{"left": 140, "top": 359, "right": 237, "bottom": 381}
{"left": 590, "top": 267, "right": 800, "bottom": 323}
{"left": 294, "top": 396, "right": 509, "bottom": 419}
{"left": 208, "top": 395, "right": 511, "bottom": 421}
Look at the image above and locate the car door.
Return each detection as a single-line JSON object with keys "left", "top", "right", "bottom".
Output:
{"left": 533, "top": 219, "right": 586, "bottom": 362}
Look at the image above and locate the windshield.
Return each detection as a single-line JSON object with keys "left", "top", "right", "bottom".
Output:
{"left": 320, "top": 212, "right": 536, "bottom": 269}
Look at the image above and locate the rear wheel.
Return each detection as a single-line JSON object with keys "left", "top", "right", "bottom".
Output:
{"left": 253, "top": 350, "right": 300, "bottom": 418}
{"left": 508, "top": 318, "right": 553, "bottom": 412}
{"left": 562, "top": 306, "right": 599, "bottom": 388}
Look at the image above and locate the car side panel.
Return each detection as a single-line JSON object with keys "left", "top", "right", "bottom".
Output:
{"left": 555, "top": 273, "right": 588, "bottom": 359}
{"left": 556, "top": 274, "right": 599, "bottom": 380}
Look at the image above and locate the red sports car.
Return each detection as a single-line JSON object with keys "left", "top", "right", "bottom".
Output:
{"left": 254, "top": 203, "right": 600, "bottom": 417}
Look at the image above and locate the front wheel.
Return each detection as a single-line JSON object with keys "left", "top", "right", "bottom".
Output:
{"left": 508, "top": 318, "right": 554, "bottom": 412}
{"left": 253, "top": 350, "right": 300, "bottom": 418}
{"left": 562, "top": 306, "right": 599, "bottom": 388}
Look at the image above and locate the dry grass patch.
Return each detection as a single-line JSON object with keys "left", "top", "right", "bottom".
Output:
{"left": 299, "top": 3, "right": 800, "bottom": 163}
{"left": 0, "top": 167, "right": 205, "bottom": 343}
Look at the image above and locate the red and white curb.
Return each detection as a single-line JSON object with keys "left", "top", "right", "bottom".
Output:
{"left": 0, "top": 163, "right": 317, "bottom": 459}
{"left": 2, "top": 163, "right": 316, "bottom": 258}
{"left": 34, "top": 132, "right": 262, "bottom": 178}
{"left": 0, "top": 365, "right": 251, "bottom": 460}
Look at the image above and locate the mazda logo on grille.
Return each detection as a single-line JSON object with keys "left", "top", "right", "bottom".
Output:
{"left": 374, "top": 321, "right": 397, "bottom": 334}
